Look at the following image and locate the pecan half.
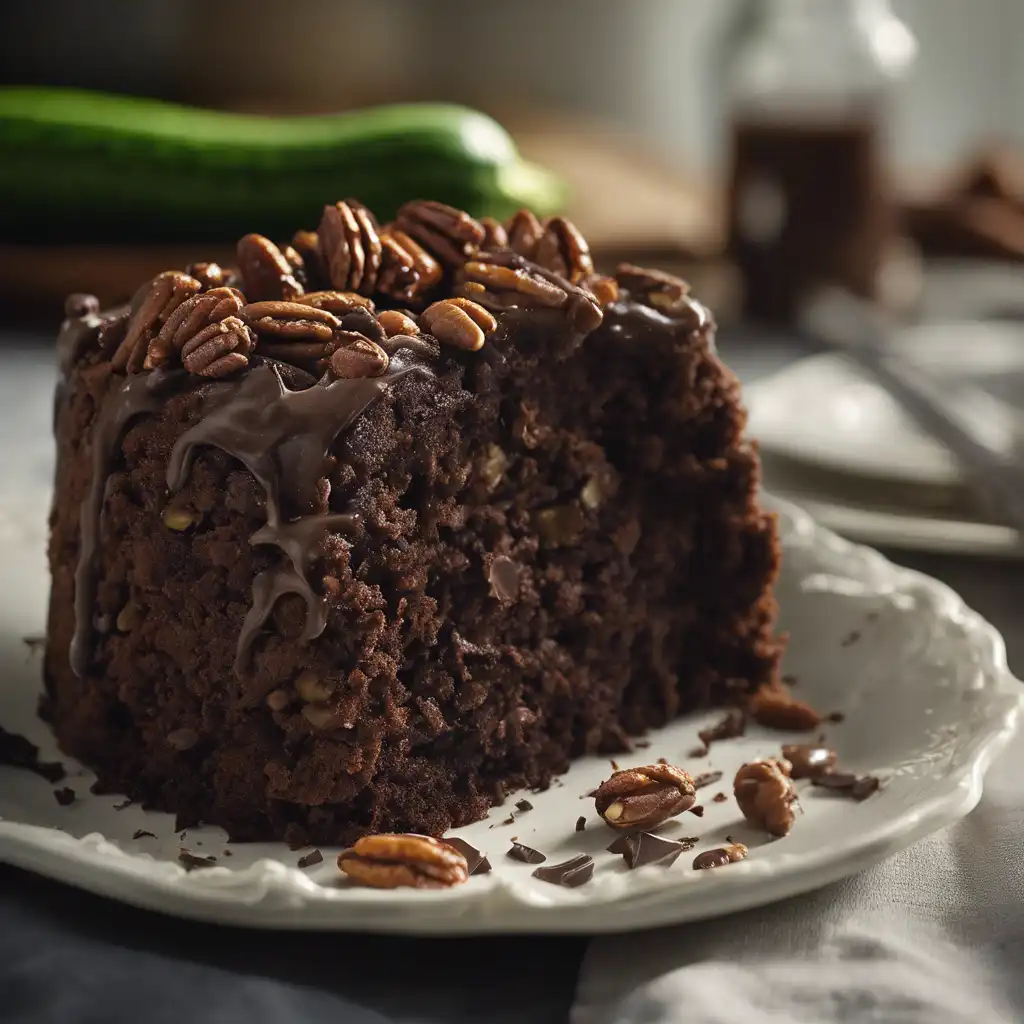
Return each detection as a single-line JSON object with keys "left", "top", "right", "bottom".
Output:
{"left": 184, "top": 261, "right": 227, "bottom": 290}
{"left": 420, "top": 297, "right": 496, "bottom": 351}
{"left": 337, "top": 833, "right": 469, "bottom": 890}
{"left": 748, "top": 683, "right": 821, "bottom": 731}
{"left": 294, "top": 290, "right": 375, "bottom": 316}
{"left": 734, "top": 758, "right": 797, "bottom": 837}
{"left": 328, "top": 332, "right": 390, "bottom": 379}
{"left": 377, "top": 228, "right": 443, "bottom": 304}
{"left": 290, "top": 230, "right": 329, "bottom": 289}
{"left": 377, "top": 309, "right": 420, "bottom": 337}
{"left": 111, "top": 271, "right": 203, "bottom": 372}
{"left": 480, "top": 216, "right": 508, "bottom": 249}
{"left": 533, "top": 216, "right": 593, "bottom": 284}
{"left": 616, "top": 263, "right": 692, "bottom": 317}
{"left": 506, "top": 209, "right": 544, "bottom": 260}
{"left": 456, "top": 260, "right": 569, "bottom": 310}
{"left": 395, "top": 199, "right": 485, "bottom": 266}
{"left": 180, "top": 316, "right": 254, "bottom": 378}
{"left": 241, "top": 299, "right": 342, "bottom": 369}
{"left": 318, "top": 199, "right": 382, "bottom": 294}
{"left": 237, "top": 233, "right": 304, "bottom": 302}
{"left": 593, "top": 763, "right": 696, "bottom": 830}
{"left": 582, "top": 273, "right": 620, "bottom": 306}
{"left": 145, "top": 287, "right": 245, "bottom": 369}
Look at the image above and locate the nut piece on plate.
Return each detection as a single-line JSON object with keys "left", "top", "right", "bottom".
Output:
{"left": 693, "top": 841, "right": 749, "bottom": 871}
{"left": 337, "top": 833, "right": 469, "bottom": 890}
{"left": 782, "top": 743, "right": 838, "bottom": 779}
{"left": 748, "top": 682, "right": 822, "bottom": 731}
{"left": 594, "top": 763, "right": 696, "bottom": 830}
{"left": 733, "top": 758, "right": 798, "bottom": 837}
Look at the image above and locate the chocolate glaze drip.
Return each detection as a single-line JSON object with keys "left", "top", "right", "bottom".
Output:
{"left": 54, "top": 313, "right": 102, "bottom": 427}
{"left": 70, "top": 368, "right": 185, "bottom": 675}
{"left": 165, "top": 359, "right": 428, "bottom": 674}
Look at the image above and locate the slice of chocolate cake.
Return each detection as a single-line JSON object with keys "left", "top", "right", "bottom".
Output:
{"left": 44, "top": 201, "right": 783, "bottom": 846}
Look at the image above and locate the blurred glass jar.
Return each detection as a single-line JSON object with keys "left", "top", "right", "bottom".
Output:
{"left": 725, "top": 0, "right": 916, "bottom": 323}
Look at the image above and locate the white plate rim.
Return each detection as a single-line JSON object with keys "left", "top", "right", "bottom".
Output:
{"left": 0, "top": 495, "right": 1020, "bottom": 935}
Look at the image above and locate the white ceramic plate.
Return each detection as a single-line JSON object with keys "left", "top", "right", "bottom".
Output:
{"left": 0, "top": 494, "right": 1019, "bottom": 934}
{"left": 745, "top": 321, "right": 1024, "bottom": 488}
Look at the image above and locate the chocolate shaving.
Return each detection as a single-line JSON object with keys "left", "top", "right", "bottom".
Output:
{"left": 178, "top": 850, "right": 217, "bottom": 871}
{"left": 444, "top": 837, "right": 492, "bottom": 876}
{"left": 614, "top": 831, "right": 693, "bottom": 869}
{"left": 132, "top": 829, "right": 156, "bottom": 840}
{"left": 689, "top": 805, "right": 705, "bottom": 817}
{"left": 53, "top": 787, "right": 76, "bottom": 806}
{"left": 0, "top": 726, "right": 66, "bottom": 782}
{"left": 812, "top": 772, "right": 879, "bottom": 801}
{"left": 575, "top": 816, "right": 587, "bottom": 832}
{"left": 532, "top": 854, "right": 594, "bottom": 888}
{"left": 693, "top": 770, "right": 723, "bottom": 790}
{"left": 297, "top": 849, "right": 324, "bottom": 868}
{"left": 507, "top": 841, "right": 546, "bottom": 864}
{"left": 698, "top": 708, "right": 746, "bottom": 750}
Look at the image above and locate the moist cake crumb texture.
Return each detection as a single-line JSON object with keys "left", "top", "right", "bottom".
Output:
{"left": 43, "top": 199, "right": 783, "bottom": 846}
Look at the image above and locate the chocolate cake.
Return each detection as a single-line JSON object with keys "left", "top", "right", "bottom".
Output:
{"left": 44, "top": 201, "right": 783, "bottom": 846}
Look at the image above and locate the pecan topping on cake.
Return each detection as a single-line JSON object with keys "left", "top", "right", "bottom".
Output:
{"left": 328, "top": 333, "right": 390, "bottom": 379}
{"left": 112, "top": 271, "right": 203, "bottom": 372}
{"left": 180, "top": 316, "right": 254, "bottom": 378}
{"left": 420, "top": 297, "right": 496, "bottom": 351}
{"left": 236, "top": 233, "right": 304, "bottom": 302}
{"left": 318, "top": 199, "right": 382, "bottom": 294}
{"left": 506, "top": 208, "right": 544, "bottom": 260}
{"left": 533, "top": 216, "right": 593, "bottom": 284}
{"left": 395, "top": 199, "right": 486, "bottom": 266}
{"left": 144, "top": 287, "right": 246, "bottom": 370}
{"left": 337, "top": 833, "right": 469, "bottom": 890}
{"left": 377, "top": 228, "right": 444, "bottom": 304}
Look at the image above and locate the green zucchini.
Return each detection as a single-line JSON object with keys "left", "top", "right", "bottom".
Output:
{"left": 0, "top": 87, "right": 566, "bottom": 243}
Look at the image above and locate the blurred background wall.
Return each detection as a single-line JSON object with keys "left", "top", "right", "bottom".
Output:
{"left": 3, "top": 0, "right": 1022, "bottom": 179}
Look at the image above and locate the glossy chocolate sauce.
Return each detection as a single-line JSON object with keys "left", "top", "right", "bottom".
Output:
{"left": 165, "top": 360, "right": 426, "bottom": 673}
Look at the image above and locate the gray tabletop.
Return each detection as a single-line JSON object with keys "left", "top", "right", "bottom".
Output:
{"left": 1, "top": 331, "right": 1020, "bottom": 1024}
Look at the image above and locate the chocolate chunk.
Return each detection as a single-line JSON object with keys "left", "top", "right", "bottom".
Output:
{"left": 53, "top": 787, "right": 76, "bottom": 806}
{"left": 507, "top": 841, "right": 546, "bottom": 864}
{"left": 515, "top": 799, "right": 533, "bottom": 812}
{"left": 132, "top": 829, "right": 156, "bottom": 840}
{"left": 689, "top": 805, "right": 705, "bottom": 817}
{"left": 692, "top": 847, "right": 733, "bottom": 870}
{"left": 0, "top": 726, "right": 66, "bottom": 782}
{"left": 812, "top": 771, "right": 859, "bottom": 790}
{"left": 712, "top": 792, "right": 728, "bottom": 803}
{"left": 826, "top": 711, "right": 846, "bottom": 723}
{"left": 297, "top": 849, "right": 324, "bottom": 868}
{"left": 783, "top": 743, "right": 838, "bottom": 779}
{"left": 606, "top": 834, "right": 632, "bottom": 855}
{"left": 502, "top": 814, "right": 516, "bottom": 825}
{"left": 223, "top": 849, "right": 233, "bottom": 856}
{"left": 575, "top": 816, "right": 587, "bottom": 832}
{"left": 689, "top": 745, "right": 710, "bottom": 758}
{"left": 617, "top": 832, "right": 690, "bottom": 869}
{"left": 693, "top": 770, "right": 723, "bottom": 790}
{"left": 444, "top": 837, "right": 492, "bottom": 875}
{"left": 532, "top": 854, "right": 594, "bottom": 888}
{"left": 698, "top": 708, "right": 746, "bottom": 749}
{"left": 840, "top": 629, "right": 861, "bottom": 647}
{"left": 178, "top": 850, "right": 217, "bottom": 871}
{"left": 851, "top": 775, "right": 880, "bottom": 801}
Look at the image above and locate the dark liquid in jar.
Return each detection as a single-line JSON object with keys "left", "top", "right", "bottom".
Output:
{"left": 727, "top": 118, "right": 893, "bottom": 323}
